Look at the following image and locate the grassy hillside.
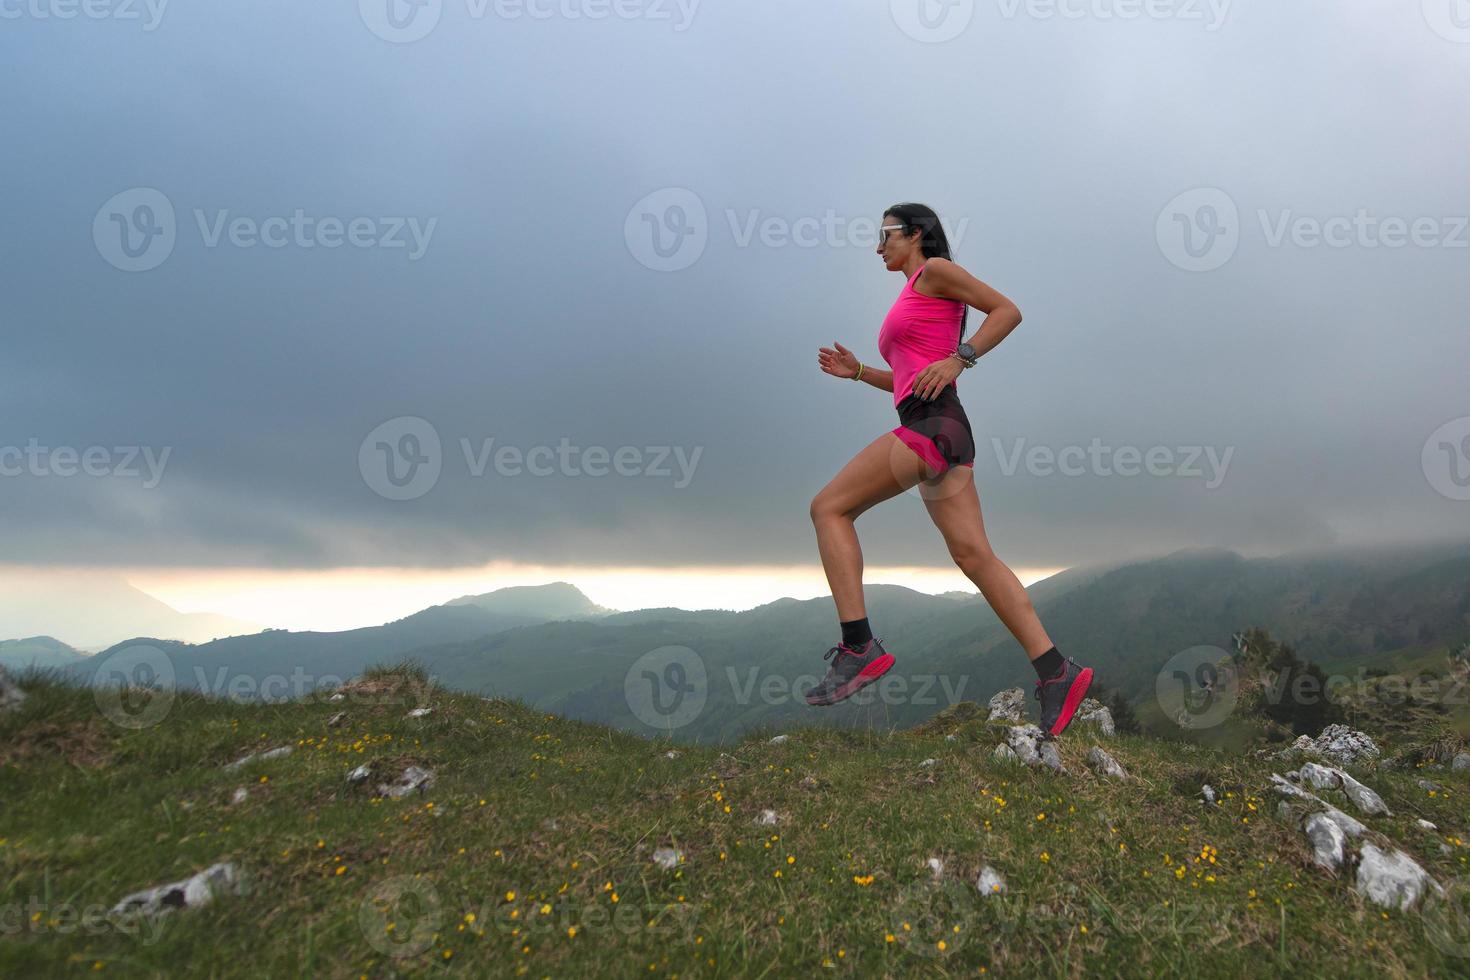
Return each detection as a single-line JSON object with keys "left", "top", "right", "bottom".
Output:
{"left": 2, "top": 664, "right": 1467, "bottom": 978}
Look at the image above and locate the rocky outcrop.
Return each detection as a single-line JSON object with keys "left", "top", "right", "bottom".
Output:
{"left": 986, "top": 688, "right": 1027, "bottom": 723}
{"left": 349, "top": 762, "right": 434, "bottom": 798}
{"left": 1288, "top": 763, "right": 1391, "bottom": 816}
{"left": 999, "top": 725, "right": 1065, "bottom": 773}
{"left": 1087, "top": 746, "right": 1127, "bottom": 780}
{"left": 111, "top": 862, "right": 243, "bottom": 918}
{"left": 1354, "top": 844, "right": 1442, "bottom": 911}
{"left": 1277, "top": 725, "right": 1380, "bottom": 767}
{"left": 1074, "top": 698, "right": 1116, "bottom": 737}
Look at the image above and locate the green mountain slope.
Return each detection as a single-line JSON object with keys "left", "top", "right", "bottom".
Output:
{"left": 2, "top": 664, "right": 1466, "bottom": 977}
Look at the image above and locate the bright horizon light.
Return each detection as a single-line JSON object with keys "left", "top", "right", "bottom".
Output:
{"left": 122, "top": 562, "right": 1069, "bottom": 633}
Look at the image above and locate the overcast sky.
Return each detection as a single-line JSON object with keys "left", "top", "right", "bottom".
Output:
{"left": 3, "top": 1, "right": 1468, "bottom": 586}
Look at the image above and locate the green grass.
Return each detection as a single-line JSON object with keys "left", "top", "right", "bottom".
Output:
{"left": 1, "top": 666, "right": 1468, "bottom": 978}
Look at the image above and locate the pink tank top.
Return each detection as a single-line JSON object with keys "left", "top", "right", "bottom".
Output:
{"left": 877, "top": 264, "right": 966, "bottom": 407}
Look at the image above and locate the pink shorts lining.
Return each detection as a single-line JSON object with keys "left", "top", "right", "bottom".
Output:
{"left": 891, "top": 426, "right": 975, "bottom": 476}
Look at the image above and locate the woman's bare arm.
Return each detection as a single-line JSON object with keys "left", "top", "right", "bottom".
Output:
{"left": 857, "top": 364, "right": 894, "bottom": 392}
{"left": 920, "top": 257, "right": 1024, "bottom": 358}
{"left": 818, "top": 341, "right": 893, "bottom": 392}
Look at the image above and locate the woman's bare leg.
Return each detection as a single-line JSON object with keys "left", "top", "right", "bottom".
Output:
{"left": 809, "top": 432, "right": 930, "bottom": 622}
{"left": 916, "top": 464, "right": 1054, "bottom": 660}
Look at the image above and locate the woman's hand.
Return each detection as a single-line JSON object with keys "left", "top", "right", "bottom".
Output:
{"left": 818, "top": 341, "right": 861, "bottom": 380}
{"left": 910, "top": 356, "right": 964, "bottom": 400}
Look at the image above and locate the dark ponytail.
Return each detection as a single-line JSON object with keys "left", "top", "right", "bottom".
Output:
{"left": 883, "top": 202, "right": 968, "bottom": 343}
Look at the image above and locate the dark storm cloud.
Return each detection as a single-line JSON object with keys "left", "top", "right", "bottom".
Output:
{"left": 2, "top": 1, "right": 1466, "bottom": 572}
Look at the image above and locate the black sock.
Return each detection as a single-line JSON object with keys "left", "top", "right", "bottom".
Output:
{"left": 840, "top": 617, "right": 873, "bottom": 649}
{"left": 1031, "top": 646, "right": 1063, "bottom": 679}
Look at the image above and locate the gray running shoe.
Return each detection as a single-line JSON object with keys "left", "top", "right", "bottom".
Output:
{"left": 1034, "top": 656, "right": 1095, "bottom": 737}
{"left": 804, "top": 638, "right": 896, "bottom": 707}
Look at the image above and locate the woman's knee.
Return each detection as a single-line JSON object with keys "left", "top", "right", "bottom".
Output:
{"left": 810, "top": 492, "right": 841, "bottom": 524}
{"left": 948, "top": 538, "right": 996, "bottom": 572}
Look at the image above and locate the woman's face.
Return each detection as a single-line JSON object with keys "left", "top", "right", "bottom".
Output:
{"left": 876, "top": 214, "right": 918, "bottom": 269}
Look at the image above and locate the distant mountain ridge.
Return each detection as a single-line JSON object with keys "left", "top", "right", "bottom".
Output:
{"left": 49, "top": 540, "right": 1470, "bottom": 745}
{"left": 0, "top": 636, "right": 88, "bottom": 671}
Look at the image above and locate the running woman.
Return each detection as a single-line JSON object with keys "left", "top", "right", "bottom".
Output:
{"left": 804, "top": 202, "right": 1094, "bottom": 738}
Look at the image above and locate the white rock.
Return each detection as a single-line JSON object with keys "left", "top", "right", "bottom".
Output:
{"left": 327, "top": 712, "right": 347, "bottom": 728}
{"left": 663, "top": 750, "right": 680, "bottom": 759}
{"left": 1353, "top": 843, "right": 1441, "bottom": 911}
{"left": 1004, "top": 725, "right": 1044, "bottom": 766}
{"left": 976, "top": 866, "right": 1006, "bottom": 896}
{"left": 406, "top": 707, "right": 433, "bottom": 718}
{"left": 1074, "top": 698, "right": 1116, "bottom": 737}
{"left": 230, "top": 787, "right": 249, "bottom": 805}
{"left": 347, "top": 764, "right": 373, "bottom": 784}
{"left": 1037, "top": 740, "right": 1067, "bottom": 774}
{"left": 768, "top": 735, "right": 789, "bottom": 745}
{"left": 919, "top": 758, "right": 938, "bottom": 768}
{"left": 1086, "top": 746, "right": 1127, "bottom": 780}
{"left": 328, "top": 692, "right": 345, "bottom": 702}
{"left": 1318, "top": 807, "right": 1367, "bottom": 839}
{"left": 926, "top": 857, "right": 945, "bottom": 879}
{"left": 1312, "top": 725, "right": 1381, "bottom": 766}
{"left": 376, "top": 765, "right": 434, "bottom": 798}
{"left": 757, "top": 809, "right": 779, "bottom": 825}
{"left": 1269, "top": 774, "right": 1366, "bottom": 837}
{"left": 945, "top": 734, "right": 958, "bottom": 743}
{"left": 0, "top": 665, "right": 26, "bottom": 714}
{"left": 1302, "top": 812, "right": 1347, "bottom": 871}
{"left": 992, "top": 743, "right": 1019, "bottom": 763}
{"left": 1293, "top": 762, "right": 1391, "bottom": 816}
{"left": 651, "top": 846, "right": 683, "bottom": 870}
{"left": 987, "top": 688, "right": 1028, "bottom": 723}
{"left": 224, "top": 745, "right": 293, "bottom": 771}
{"left": 1417, "top": 778, "right": 1444, "bottom": 792}
{"left": 1452, "top": 752, "right": 1470, "bottom": 772}
{"left": 1202, "top": 785, "right": 1217, "bottom": 804}
{"left": 1417, "top": 818, "right": 1438, "bottom": 831}
{"left": 111, "top": 862, "right": 243, "bottom": 918}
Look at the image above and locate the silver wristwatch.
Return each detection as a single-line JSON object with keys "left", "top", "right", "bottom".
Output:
{"left": 953, "top": 342, "right": 977, "bottom": 368}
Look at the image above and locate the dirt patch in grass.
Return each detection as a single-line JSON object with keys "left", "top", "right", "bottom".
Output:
{"left": 0, "top": 717, "right": 114, "bottom": 768}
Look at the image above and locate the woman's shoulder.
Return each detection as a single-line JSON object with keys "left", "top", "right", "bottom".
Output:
{"left": 916, "top": 256, "right": 966, "bottom": 297}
